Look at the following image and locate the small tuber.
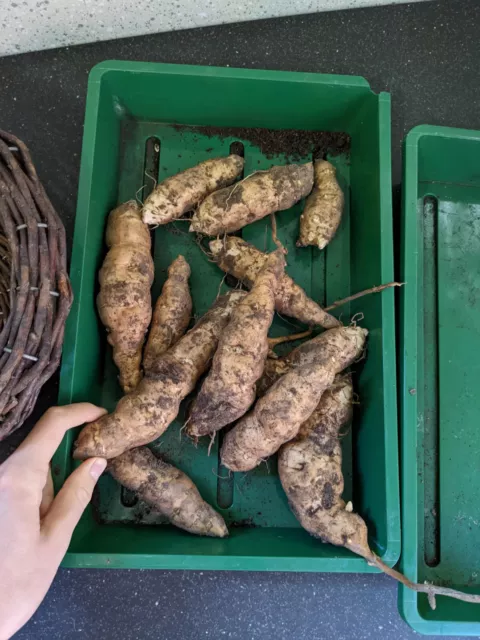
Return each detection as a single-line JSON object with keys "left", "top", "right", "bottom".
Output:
{"left": 143, "top": 255, "right": 192, "bottom": 374}
{"left": 109, "top": 447, "right": 228, "bottom": 537}
{"left": 142, "top": 155, "right": 244, "bottom": 226}
{"left": 297, "top": 160, "right": 344, "bottom": 250}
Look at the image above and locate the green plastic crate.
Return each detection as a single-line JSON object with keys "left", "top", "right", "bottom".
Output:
{"left": 400, "top": 125, "right": 480, "bottom": 634}
{"left": 53, "top": 61, "right": 399, "bottom": 571}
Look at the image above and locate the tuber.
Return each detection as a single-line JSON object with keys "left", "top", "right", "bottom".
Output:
{"left": 109, "top": 447, "right": 228, "bottom": 537}
{"left": 190, "top": 163, "right": 314, "bottom": 235}
{"left": 256, "top": 325, "right": 360, "bottom": 396}
{"left": 97, "top": 201, "right": 154, "bottom": 393}
{"left": 143, "top": 255, "right": 192, "bottom": 374}
{"left": 209, "top": 236, "right": 339, "bottom": 329}
{"left": 220, "top": 326, "right": 367, "bottom": 472}
{"left": 187, "top": 250, "right": 285, "bottom": 437}
{"left": 278, "top": 374, "right": 480, "bottom": 608}
{"left": 74, "top": 290, "right": 246, "bottom": 460}
{"left": 278, "top": 376, "right": 362, "bottom": 547}
{"left": 142, "top": 155, "right": 244, "bottom": 226}
{"left": 297, "top": 160, "right": 344, "bottom": 250}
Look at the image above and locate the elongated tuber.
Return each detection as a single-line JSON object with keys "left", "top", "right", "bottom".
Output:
{"left": 74, "top": 290, "right": 246, "bottom": 460}
{"left": 97, "top": 201, "right": 154, "bottom": 393}
{"left": 257, "top": 325, "right": 360, "bottom": 396}
{"left": 109, "top": 447, "right": 228, "bottom": 537}
{"left": 190, "top": 163, "right": 314, "bottom": 235}
{"left": 279, "top": 375, "right": 480, "bottom": 608}
{"left": 142, "top": 155, "right": 244, "bottom": 225}
{"left": 297, "top": 160, "right": 344, "bottom": 250}
{"left": 188, "top": 250, "right": 285, "bottom": 437}
{"left": 209, "top": 236, "right": 339, "bottom": 329}
{"left": 221, "top": 326, "right": 367, "bottom": 472}
{"left": 143, "top": 255, "right": 192, "bottom": 374}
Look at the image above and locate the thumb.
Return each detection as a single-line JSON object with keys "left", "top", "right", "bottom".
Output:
{"left": 41, "top": 458, "right": 107, "bottom": 556}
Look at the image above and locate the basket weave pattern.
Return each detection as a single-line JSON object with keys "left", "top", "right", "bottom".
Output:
{"left": 0, "top": 131, "right": 73, "bottom": 441}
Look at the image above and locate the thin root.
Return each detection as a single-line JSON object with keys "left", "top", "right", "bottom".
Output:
{"left": 215, "top": 274, "right": 227, "bottom": 301}
{"left": 270, "top": 213, "right": 287, "bottom": 255}
{"left": 267, "top": 329, "right": 312, "bottom": 351}
{"left": 350, "top": 312, "right": 364, "bottom": 327}
{"left": 179, "top": 416, "right": 192, "bottom": 441}
{"left": 135, "top": 184, "right": 146, "bottom": 206}
{"left": 144, "top": 169, "right": 158, "bottom": 190}
{"left": 211, "top": 467, "right": 232, "bottom": 480}
{"left": 354, "top": 547, "right": 480, "bottom": 610}
{"left": 324, "top": 282, "right": 403, "bottom": 312}
{"left": 207, "top": 431, "right": 216, "bottom": 456}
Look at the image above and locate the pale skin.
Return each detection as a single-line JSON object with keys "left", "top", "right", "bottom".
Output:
{"left": 0, "top": 403, "right": 108, "bottom": 640}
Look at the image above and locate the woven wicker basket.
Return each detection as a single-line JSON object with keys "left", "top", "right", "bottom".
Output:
{"left": 0, "top": 131, "right": 73, "bottom": 441}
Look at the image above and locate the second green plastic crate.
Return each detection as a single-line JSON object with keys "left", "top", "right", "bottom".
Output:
{"left": 400, "top": 125, "right": 480, "bottom": 634}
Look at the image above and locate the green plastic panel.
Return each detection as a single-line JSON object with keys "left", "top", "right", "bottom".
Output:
{"left": 400, "top": 125, "right": 480, "bottom": 634}
{"left": 53, "top": 61, "right": 399, "bottom": 572}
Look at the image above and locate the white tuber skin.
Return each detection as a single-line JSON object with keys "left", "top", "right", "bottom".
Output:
{"left": 187, "top": 250, "right": 285, "bottom": 437}
{"left": 109, "top": 447, "right": 228, "bottom": 537}
{"left": 190, "top": 163, "right": 314, "bottom": 235}
{"left": 142, "top": 155, "right": 244, "bottom": 225}
{"left": 297, "top": 160, "right": 344, "bottom": 250}
{"left": 97, "top": 201, "right": 154, "bottom": 393}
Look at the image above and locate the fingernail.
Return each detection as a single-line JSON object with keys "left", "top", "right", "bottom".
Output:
{"left": 90, "top": 458, "right": 107, "bottom": 480}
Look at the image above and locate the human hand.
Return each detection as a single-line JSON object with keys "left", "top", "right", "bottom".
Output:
{"left": 0, "top": 403, "right": 107, "bottom": 640}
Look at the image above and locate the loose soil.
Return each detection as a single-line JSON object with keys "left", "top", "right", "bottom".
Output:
{"left": 172, "top": 124, "right": 350, "bottom": 161}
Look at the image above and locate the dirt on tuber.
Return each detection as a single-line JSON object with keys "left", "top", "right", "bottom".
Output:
{"left": 257, "top": 324, "right": 363, "bottom": 396}
{"left": 143, "top": 255, "right": 192, "bottom": 374}
{"left": 209, "top": 236, "right": 339, "bottom": 329}
{"left": 220, "top": 326, "right": 367, "bottom": 472}
{"left": 142, "top": 155, "right": 244, "bottom": 226}
{"left": 278, "top": 374, "right": 480, "bottom": 608}
{"left": 187, "top": 250, "right": 285, "bottom": 437}
{"left": 190, "top": 163, "right": 314, "bottom": 235}
{"left": 297, "top": 160, "right": 344, "bottom": 250}
{"left": 74, "top": 290, "right": 246, "bottom": 460}
{"left": 97, "top": 201, "right": 154, "bottom": 393}
{"left": 109, "top": 447, "right": 228, "bottom": 537}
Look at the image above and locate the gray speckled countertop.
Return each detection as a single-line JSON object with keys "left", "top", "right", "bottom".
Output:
{"left": 1, "top": 1, "right": 479, "bottom": 638}
{"left": 1, "top": 0, "right": 428, "bottom": 57}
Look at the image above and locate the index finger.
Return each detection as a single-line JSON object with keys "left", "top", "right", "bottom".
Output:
{"left": 13, "top": 403, "right": 107, "bottom": 470}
